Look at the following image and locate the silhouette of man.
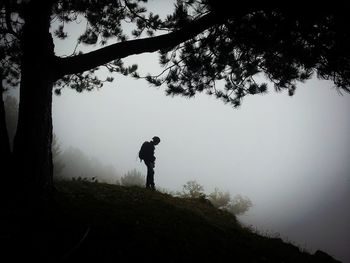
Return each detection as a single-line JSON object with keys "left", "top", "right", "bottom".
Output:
{"left": 139, "top": 136, "right": 161, "bottom": 190}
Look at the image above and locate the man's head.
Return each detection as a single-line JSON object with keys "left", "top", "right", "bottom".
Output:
{"left": 152, "top": 136, "right": 161, "bottom": 145}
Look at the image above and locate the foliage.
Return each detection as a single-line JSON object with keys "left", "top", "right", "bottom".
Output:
{"left": 144, "top": 2, "right": 350, "bottom": 106}
{"left": 120, "top": 168, "right": 145, "bottom": 187}
{"left": 179, "top": 181, "right": 252, "bottom": 216}
{"left": 208, "top": 188, "right": 252, "bottom": 215}
{"left": 226, "top": 194, "right": 253, "bottom": 216}
{"left": 180, "top": 180, "right": 206, "bottom": 199}
{"left": 208, "top": 187, "right": 231, "bottom": 208}
{"left": 1, "top": 1, "right": 349, "bottom": 106}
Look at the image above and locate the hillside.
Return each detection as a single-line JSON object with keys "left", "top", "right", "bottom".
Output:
{"left": 2, "top": 180, "right": 342, "bottom": 262}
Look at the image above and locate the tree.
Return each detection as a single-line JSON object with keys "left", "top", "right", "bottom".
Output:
{"left": 3, "top": 95, "right": 65, "bottom": 178}
{"left": 4, "top": 95, "right": 18, "bottom": 150}
{"left": 1, "top": 1, "right": 349, "bottom": 200}
{"left": 208, "top": 187, "right": 231, "bottom": 209}
{"left": 52, "top": 133, "right": 64, "bottom": 178}
{"left": 0, "top": 70, "right": 11, "bottom": 177}
{"left": 208, "top": 189, "right": 252, "bottom": 216}
{"left": 225, "top": 194, "right": 253, "bottom": 216}
{"left": 181, "top": 180, "right": 205, "bottom": 199}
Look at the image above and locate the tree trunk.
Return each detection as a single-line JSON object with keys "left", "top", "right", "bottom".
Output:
{"left": 13, "top": 1, "right": 54, "bottom": 202}
{"left": 0, "top": 71, "right": 11, "bottom": 179}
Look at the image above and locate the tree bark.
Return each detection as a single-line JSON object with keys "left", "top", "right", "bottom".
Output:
{"left": 13, "top": 1, "right": 54, "bottom": 201}
{"left": 0, "top": 71, "right": 11, "bottom": 180}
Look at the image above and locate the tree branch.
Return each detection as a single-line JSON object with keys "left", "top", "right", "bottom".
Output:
{"left": 3, "top": 0, "right": 19, "bottom": 38}
{"left": 55, "top": 11, "right": 228, "bottom": 80}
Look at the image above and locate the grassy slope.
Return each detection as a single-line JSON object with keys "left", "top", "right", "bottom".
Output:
{"left": 2, "top": 180, "right": 342, "bottom": 263}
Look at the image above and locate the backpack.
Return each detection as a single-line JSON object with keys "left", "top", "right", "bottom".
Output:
{"left": 138, "top": 142, "right": 147, "bottom": 161}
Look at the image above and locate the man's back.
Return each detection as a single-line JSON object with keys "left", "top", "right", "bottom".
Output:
{"left": 139, "top": 141, "right": 155, "bottom": 163}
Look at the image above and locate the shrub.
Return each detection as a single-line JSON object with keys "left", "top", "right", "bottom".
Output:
{"left": 180, "top": 180, "right": 206, "bottom": 199}
{"left": 225, "top": 194, "right": 253, "bottom": 215}
{"left": 208, "top": 188, "right": 231, "bottom": 209}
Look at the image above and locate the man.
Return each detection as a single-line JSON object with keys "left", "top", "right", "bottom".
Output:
{"left": 139, "top": 136, "right": 161, "bottom": 190}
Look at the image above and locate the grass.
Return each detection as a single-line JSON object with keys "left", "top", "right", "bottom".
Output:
{"left": 1, "top": 179, "right": 342, "bottom": 262}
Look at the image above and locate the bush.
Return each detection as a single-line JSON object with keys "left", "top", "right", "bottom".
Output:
{"left": 208, "top": 189, "right": 252, "bottom": 216}
{"left": 178, "top": 180, "right": 252, "bottom": 215}
{"left": 180, "top": 180, "right": 206, "bottom": 199}
{"left": 208, "top": 188, "right": 231, "bottom": 209}
{"left": 225, "top": 194, "right": 253, "bottom": 215}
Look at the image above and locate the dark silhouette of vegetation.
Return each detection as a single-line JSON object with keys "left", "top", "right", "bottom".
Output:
{"left": 2, "top": 179, "right": 341, "bottom": 262}
{"left": 1, "top": 1, "right": 349, "bottom": 202}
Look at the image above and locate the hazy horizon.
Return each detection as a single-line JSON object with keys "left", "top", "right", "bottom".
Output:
{"left": 50, "top": 63, "right": 350, "bottom": 262}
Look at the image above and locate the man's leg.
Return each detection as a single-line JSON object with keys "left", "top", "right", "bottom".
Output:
{"left": 146, "top": 162, "right": 155, "bottom": 190}
{"left": 149, "top": 168, "right": 155, "bottom": 190}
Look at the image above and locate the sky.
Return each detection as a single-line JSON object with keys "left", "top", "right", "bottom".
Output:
{"left": 45, "top": 1, "right": 350, "bottom": 262}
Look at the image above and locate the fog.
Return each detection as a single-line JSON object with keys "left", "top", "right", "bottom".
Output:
{"left": 20, "top": 2, "right": 348, "bottom": 262}
{"left": 51, "top": 67, "right": 350, "bottom": 261}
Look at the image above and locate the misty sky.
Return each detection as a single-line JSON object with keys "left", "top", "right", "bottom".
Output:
{"left": 18, "top": 1, "right": 350, "bottom": 262}
{"left": 51, "top": 66, "right": 350, "bottom": 261}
